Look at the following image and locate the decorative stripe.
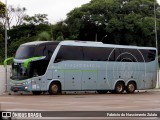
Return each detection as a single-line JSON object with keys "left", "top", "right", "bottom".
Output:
{"left": 3, "top": 57, "right": 13, "bottom": 67}
{"left": 24, "top": 56, "right": 46, "bottom": 69}
{"left": 57, "top": 69, "right": 98, "bottom": 73}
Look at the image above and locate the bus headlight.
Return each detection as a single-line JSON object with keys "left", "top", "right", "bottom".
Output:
{"left": 25, "top": 86, "right": 28, "bottom": 89}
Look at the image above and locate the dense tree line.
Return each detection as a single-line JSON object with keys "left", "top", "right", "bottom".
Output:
{"left": 0, "top": 0, "right": 160, "bottom": 64}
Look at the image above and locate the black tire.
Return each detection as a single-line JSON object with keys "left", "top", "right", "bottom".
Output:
{"left": 126, "top": 82, "right": 136, "bottom": 94}
{"left": 115, "top": 82, "right": 125, "bottom": 94}
{"left": 97, "top": 90, "right": 108, "bottom": 94}
{"left": 32, "top": 91, "right": 42, "bottom": 95}
{"left": 49, "top": 82, "right": 61, "bottom": 95}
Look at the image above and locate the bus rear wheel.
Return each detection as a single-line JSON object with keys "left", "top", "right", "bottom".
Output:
{"left": 97, "top": 90, "right": 108, "bottom": 94}
{"left": 115, "top": 82, "right": 125, "bottom": 94}
{"left": 126, "top": 82, "right": 136, "bottom": 94}
{"left": 32, "top": 91, "right": 42, "bottom": 95}
{"left": 49, "top": 82, "right": 61, "bottom": 95}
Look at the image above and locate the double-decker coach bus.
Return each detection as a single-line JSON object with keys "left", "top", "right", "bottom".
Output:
{"left": 9, "top": 40, "right": 157, "bottom": 95}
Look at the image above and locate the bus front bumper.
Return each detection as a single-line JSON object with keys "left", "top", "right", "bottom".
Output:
{"left": 11, "top": 85, "right": 30, "bottom": 92}
{"left": 10, "top": 79, "right": 32, "bottom": 92}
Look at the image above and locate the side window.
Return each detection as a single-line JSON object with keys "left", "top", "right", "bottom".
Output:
{"left": 120, "top": 49, "right": 138, "bottom": 62}
{"left": 83, "top": 47, "right": 102, "bottom": 61}
{"left": 83, "top": 47, "right": 114, "bottom": 61}
{"left": 55, "top": 46, "right": 83, "bottom": 62}
{"left": 107, "top": 48, "right": 115, "bottom": 61}
{"left": 114, "top": 48, "right": 121, "bottom": 62}
{"left": 140, "top": 50, "right": 156, "bottom": 62}
{"left": 46, "top": 45, "right": 57, "bottom": 59}
{"left": 147, "top": 50, "right": 156, "bottom": 61}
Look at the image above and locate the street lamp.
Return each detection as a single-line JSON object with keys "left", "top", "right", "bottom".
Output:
{"left": 101, "top": 35, "right": 107, "bottom": 42}
{"left": 5, "top": 0, "right": 8, "bottom": 92}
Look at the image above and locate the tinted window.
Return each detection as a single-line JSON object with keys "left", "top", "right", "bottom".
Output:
{"left": 35, "top": 45, "right": 45, "bottom": 56}
{"left": 106, "top": 48, "right": 156, "bottom": 62}
{"left": 15, "top": 46, "right": 35, "bottom": 59}
{"left": 55, "top": 46, "right": 83, "bottom": 62}
{"left": 140, "top": 50, "right": 156, "bottom": 62}
{"left": 35, "top": 44, "right": 57, "bottom": 60}
{"left": 44, "top": 45, "right": 57, "bottom": 60}
{"left": 119, "top": 48, "right": 141, "bottom": 62}
{"left": 83, "top": 47, "right": 113, "bottom": 61}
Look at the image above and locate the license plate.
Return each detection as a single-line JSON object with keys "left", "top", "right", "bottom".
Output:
{"left": 16, "top": 84, "right": 22, "bottom": 86}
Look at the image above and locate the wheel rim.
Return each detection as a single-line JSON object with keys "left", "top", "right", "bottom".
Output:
{"left": 117, "top": 84, "right": 123, "bottom": 92}
{"left": 51, "top": 84, "right": 58, "bottom": 93}
{"left": 128, "top": 84, "right": 135, "bottom": 92}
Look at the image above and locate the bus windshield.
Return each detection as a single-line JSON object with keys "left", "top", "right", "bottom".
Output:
{"left": 15, "top": 46, "right": 36, "bottom": 59}
{"left": 12, "top": 42, "right": 59, "bottom": 80}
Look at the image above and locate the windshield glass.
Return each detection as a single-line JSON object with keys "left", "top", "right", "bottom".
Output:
{"left": 15, "top": 46, "right": 35, "bottom": 59}
{"left": 11, "top": 63, "right": 30, "bottom": 80}
{"left": 12, "top": 42, "right": 59, "bottom": 80}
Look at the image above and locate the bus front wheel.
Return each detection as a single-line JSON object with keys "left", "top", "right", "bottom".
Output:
{"left": 49, "top": 82, "right": 61, "bottom": 95}
{"left": 115, "top": 82, "right": 125, "bottom": 94}
{"left": 126, "top": 82, "right": 136, "bottom": 94}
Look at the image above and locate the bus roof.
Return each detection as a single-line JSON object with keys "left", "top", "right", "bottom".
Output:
{"left": 59, "top": 40, "right": 157, "bottom": 50}
{"left": 20, "top": 40, "right": 156, "bottom": 50}
{"left": 21, "top": 41, "right": 59, "bottom": 46}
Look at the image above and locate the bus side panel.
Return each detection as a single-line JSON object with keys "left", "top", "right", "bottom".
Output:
{"left": 144, "top": 61, "right": 157, "bottom": 89}
{"left": 97, "top": 70, "right": 111, "bottom": 90}
{"left": 64, "top": 69, "right": 82, "bottom": 90}
{"left": 82, "top": 71, "right": 97, "bottom": 90}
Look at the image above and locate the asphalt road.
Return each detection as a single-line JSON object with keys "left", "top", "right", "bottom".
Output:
{"left": 0, "top": 90, "right": 160, "bottom": 119}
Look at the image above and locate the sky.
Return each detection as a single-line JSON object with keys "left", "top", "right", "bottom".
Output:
{"left": 1, "top": 0, "right": 160, "bottom": 25}
{"left": 1, "top": 0, "right": 91, "bottom": 24}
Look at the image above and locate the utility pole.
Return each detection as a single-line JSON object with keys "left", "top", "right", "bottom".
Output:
{"left": 5, "top": 0, "right": 8, "bottom": 92}
{"left": 154, "top": 0, "right": 159, "bottom": 88}
{"left": 95, "top": 33, "right": 97, "bottom": 42}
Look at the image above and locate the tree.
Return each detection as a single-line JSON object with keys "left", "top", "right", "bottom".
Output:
{"left": 37, "top": 31, "right": 51, "bottom": 41}
{"left": 23, "top": 14, "right": 49, "bottom": 25}
{"left": 0, "top": 5, "right": 27, "bottom": 30}
{"left": 52, "top": 21, "right": 69, "bottom": 40}
{"left": 11, "top": 6, "right": 27, "bottom": 27}
{"left": 56, "top": 32, "right": 64, "bottom": 41}
{"left": 0, "top": 1, "right": 5, "bottom": 64}
{"left": 64, "top": 0, "right": 160, "bottom": 48}
{"left": 0, "top": 1, "right": 5, "bottom": 28}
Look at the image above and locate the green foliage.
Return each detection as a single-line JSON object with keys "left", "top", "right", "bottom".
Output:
{"left": 37, "top": 31, "right": 51, "bottom": 41}
{"left": 0, "top": 2, "right": 5, "bottom": 64}
{"left": 8, "top": 36, "right": 38, "bottom": 57}
{"left": 52, "top": 21, "right": 69, "bottom": 40}
{"left": 0, "top": 1, "right": 5, "bottom": 17}
{"left": 63, "top": 0, "right": 160, "bottom": 47}
{"left": 23, "top": 14, "right": 48, "bottom": 25}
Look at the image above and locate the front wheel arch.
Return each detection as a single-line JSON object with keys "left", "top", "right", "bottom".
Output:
{"left": 48, "top": 81, "right": 61, "bottom": 95}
